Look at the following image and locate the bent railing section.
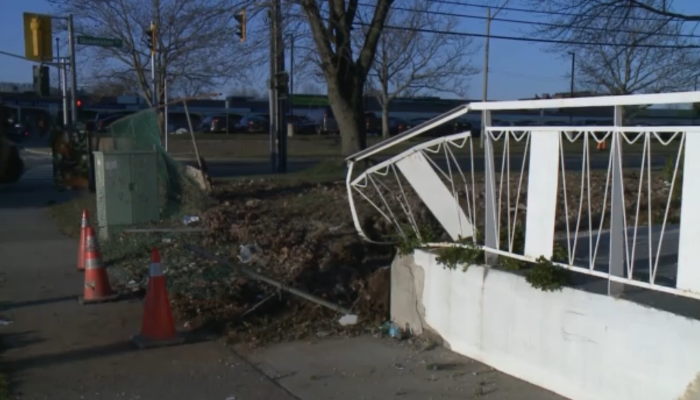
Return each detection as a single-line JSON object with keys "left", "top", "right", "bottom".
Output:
{"left": 346, "top": 91, "right": 700, "bottom": 300}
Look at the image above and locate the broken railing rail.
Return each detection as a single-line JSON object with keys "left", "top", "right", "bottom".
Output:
{"left": 345, "top": 91, "right": 700, "bottom": 163}
{"left": 184, "top": 244, "right": 356, "bottom": 318}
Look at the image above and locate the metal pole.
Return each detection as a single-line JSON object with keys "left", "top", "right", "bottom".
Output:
{"left": 268, "top": 5, "right": 277, "bottom": 173}
{"left": 151, "top": 22, "right": 156, "bottom": 107}
{"left": 67, "top": 14, "right": 78, "bottom": 126}
{"left": 55, "top": 38, "right": 60, "bottom": 94}
{"left": 569, "top": 51, "right": 575, "bottom": 124}
{"left": 289, "top": 34, "right": 295, "bottom": 115}
{"left": 275, "top": 0, "right": 287, "bottom": 173}
{"left": 164, "top": 77, "right": 168, "bottom": 151}
{"left": 693, "top": 76, "right": 698, "bottom": 125}
{"left": 61, "top": 58, "right": 68, "bottom": 127}
{"left": 480, "top": 7, "right": 491, "bottom": 149}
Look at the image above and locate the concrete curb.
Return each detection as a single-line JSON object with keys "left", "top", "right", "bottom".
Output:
{"left": 22, "top": 148, "right": 53, "bottom": 156}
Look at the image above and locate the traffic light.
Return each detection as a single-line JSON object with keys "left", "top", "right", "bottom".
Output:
{"left": 275, "top": 71, "right": 289, "bottom": 99}
{"left": 145, "top": 22, "right": 156, "bottom": 54}
{"left": 33, "top": 65, "right": 50, "bottom": 96}
{"left": 76, "top": 98, "right": 84, "bottom": 122}
{"left": 234, "top": 10, "right": 246, "bottom": 43}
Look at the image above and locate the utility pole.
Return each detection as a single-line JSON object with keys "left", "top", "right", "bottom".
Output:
{"left": 67, "top": 14, "right": 78, "bottom": 126}
{"left": 55, "top": 38, "right": 60, "bottom": 94}
{"left": 289, "top": 34, "right": 295, "bottom": 116}
{"left": 480, "top": 1, "right": 510, "bottom": 147}
{"left": 164, "top": 77, "right": 169, "bottom": 151}
{"left": 569, "top": 51, "right": 575, "bottom": 124}
{"left": 269, "top": 0, "right": 287, "bottom": 173}
{"left": 480, "top": 7, "right": 491, "bottom": 148}
{"left": 276, "top": 15, "right": 287, "bottom": 173}
{"left": 268, "top": 4, "right": 278, "bottom": 173}
{"left": 693, "top": 76, "right": 698, "bottom": 125}
{"left": 61, "top": 58, "right": 68, "bottom": 127}
{"left": 150, "top": 21, "right": 156, "bottom": 107}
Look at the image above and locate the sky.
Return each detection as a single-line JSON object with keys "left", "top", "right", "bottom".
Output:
{"left": 0, "top": 0, "right": 698, "bottom": 101}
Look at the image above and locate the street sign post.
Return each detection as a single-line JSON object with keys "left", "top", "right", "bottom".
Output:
{"left": 77, "top": 35, "right": 123, "bottom": 48}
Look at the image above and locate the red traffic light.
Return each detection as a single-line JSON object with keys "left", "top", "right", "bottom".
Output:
{"left": 76, "top": 99, "right": 83, "bottom": 107}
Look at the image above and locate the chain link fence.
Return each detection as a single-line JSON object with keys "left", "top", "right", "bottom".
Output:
{"left": 107, "top": 107, "right": 208, "bottom": 220}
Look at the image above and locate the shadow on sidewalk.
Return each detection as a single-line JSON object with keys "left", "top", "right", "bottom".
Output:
{"left": 0, "top": 295, "right": 80, "bottom": 312}
{"left": 1, "top": 331, "right": 45, "bottom": 395}
{"left": 3, "top": 328, "right": 214, "bottom": 373}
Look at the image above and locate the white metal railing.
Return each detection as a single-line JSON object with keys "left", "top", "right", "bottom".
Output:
{"left": 346, "top": 91, "right": 700, "bottom": 300}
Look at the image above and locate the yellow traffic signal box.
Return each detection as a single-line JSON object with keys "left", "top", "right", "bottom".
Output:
{"left": 23, "top": 12, "right": 53, "bottom": 62}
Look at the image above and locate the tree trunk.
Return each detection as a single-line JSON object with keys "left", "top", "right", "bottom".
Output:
{"left": 381, "top": 104, "right": 390, "bottom": 139}
{"left": 328, "top": 76, "right": 367, "bottom": 157}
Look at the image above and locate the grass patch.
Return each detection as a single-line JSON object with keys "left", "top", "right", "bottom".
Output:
{"left": 48, "top": 193, "right": 97, "bottom": 239}
{"left": 0, "top": 372, "right": 8, "bottom": 400}
{"left": 0, "top": 336, "right": 10, "bottom": 400}
{"left": 213, "top": 158, "right": 348, "bottom": 185}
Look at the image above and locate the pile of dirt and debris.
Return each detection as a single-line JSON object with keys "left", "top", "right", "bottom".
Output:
{"left": 185, "top": 177, "right": 428, "bottom": 346}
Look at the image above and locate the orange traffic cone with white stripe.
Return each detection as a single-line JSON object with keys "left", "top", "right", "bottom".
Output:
{"left": 132, "top": 248, "right": 184, "bottom": 349}
{"left": 77, "top": 210, "right": 90, "bottom": 271}
{"left": 78, "top": 227, "right": 119, "bottom": 305}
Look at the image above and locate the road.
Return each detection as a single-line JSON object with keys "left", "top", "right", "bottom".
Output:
{"left": 194, "top": 153, "right": 669, "bottom": 179}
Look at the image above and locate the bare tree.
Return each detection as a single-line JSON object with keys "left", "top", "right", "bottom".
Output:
{"left": 49, "top": 0, "right": 267, "bottom": 107}
{"left": 526, "top": 0, "right": 697, "bottom": 95}
{"left": 369, "top": 1, "right": 478, "bottom": 138}
{"left": 299, "top": 0, "right": 393, "bottom": 156}
{"left": 529, "top": 0, "right": 700, "bottom": 22}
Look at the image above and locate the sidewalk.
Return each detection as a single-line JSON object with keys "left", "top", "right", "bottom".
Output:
{"left": 239, "top": 337, "right": 567, "bottom": 400}
{"left": 0, "top": 184, "right": 298, "bottom": 400}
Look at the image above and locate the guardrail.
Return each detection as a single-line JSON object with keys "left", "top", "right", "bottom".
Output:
{"left": 346, "top": 91, "right": 700, "bottom": 300}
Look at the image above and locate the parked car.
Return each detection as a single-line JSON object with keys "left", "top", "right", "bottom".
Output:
{"left": 238, "top": 114, "right": 269, "bottom": 133}
{"left": 5, "top": 121, "right": 30, "bottom": 143}
{"left": 409, "top": 117, "right": 453, "bottom": 137}
{"left": 287, "top": 114, "right": 317, "bottom": 135}
{"left": 391, "top": 117, "right": 413, "bottom": 136}
{"left": 305, "top": 107, "right": 338, "bottom": 135}
{"left": 200, "top": 113, "right": 243, "bottom": 133}
{"left": 167, "top": 112, "right": 203, "bottom": 134}
{"left": 95, "top": 113, "right": 132, "bottom": 132}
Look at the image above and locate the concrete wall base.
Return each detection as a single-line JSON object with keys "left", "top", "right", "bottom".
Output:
{"left": 391, "top": 249, "right": 700, "bottom": 400}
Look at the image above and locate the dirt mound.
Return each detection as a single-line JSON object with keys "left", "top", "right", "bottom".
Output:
{"left": 167, "top": 178, "right": 413, "bottom": 346}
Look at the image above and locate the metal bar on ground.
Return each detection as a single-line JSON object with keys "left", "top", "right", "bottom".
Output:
{"left": 184, "top": 244, "right": 354, "bottom": 316}
{"left": 123, "top": 228, "right": 207, "bottom": 233}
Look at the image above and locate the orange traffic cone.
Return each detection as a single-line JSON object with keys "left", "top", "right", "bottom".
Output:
{"left": 597, "top": 140, "right": 607, "bottom": 151}
{"left": 132, "top": 248, "right": 184, "bottom": 349}
{"left": 78, "top": 227, "right": 119, "bottom": 305}
{"left": 77, "top": 210, "right": 90, "bottom": 271}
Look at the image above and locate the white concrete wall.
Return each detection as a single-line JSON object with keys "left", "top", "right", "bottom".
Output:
{"left": 394, "top": 250, "right": 700, "bottom": 400}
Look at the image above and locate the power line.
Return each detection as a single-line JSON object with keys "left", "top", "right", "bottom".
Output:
{"left": 352, "top": 21, "right": 700, "bottom": 48}
{"left": 362, "top": 2, "right": 700, "bottom": 39}
{"left": 426, "top": 0, "right": 689, "bottom": 22}
{"left": 489, "top": 68, "right": 568, "bottom": 82}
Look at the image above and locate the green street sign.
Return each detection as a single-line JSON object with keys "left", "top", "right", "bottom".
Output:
{"left": 77, "top": 35, "right": 123, "bottom": 48}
